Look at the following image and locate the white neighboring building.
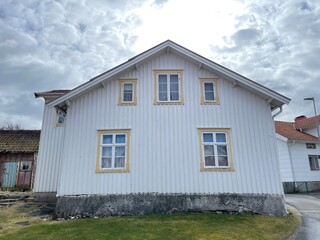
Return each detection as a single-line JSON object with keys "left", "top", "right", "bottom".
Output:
{"left": 275, "top": 115, "right": 320, "bottom": 193}
{"left": 34, "top": 40, "right": 290, "bottom": 218}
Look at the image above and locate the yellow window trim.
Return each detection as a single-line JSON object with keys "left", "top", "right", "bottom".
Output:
{"left": 96, "top": 129, "right": 130, "bottom": 173}
{"left": 200, "top": 78, "right": 220, "bottom": 105}
{"left": 118, "top": 79, "right": 137, "bottom": 106}
{"left": 198, "top": 128, "right": 234, "bottom": 172}
{"left": 153, "top": 70, "right": 184, "bottom": 105}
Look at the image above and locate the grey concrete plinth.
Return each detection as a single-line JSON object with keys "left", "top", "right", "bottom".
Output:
{"left": 54, "top": 193, "right": 287, "bottom": 219}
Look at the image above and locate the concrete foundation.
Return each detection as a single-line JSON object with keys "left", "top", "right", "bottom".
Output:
{"left": 54, "top": 193, "right": 287, "bottom": 219}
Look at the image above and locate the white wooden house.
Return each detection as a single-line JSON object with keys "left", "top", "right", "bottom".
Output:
{"left": 34, "top": 40, "right": 290, "bottom": 217}
{"left": 275, "top": 115, "right": 320, "bottom": 193}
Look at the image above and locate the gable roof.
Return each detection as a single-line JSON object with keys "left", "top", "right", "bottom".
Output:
{"left": 294, "top": 114, "right": 320, "bottom": 130}
{"left": 47, "top": 40, "right": 290, "bottom": 110}
{"left": 0, "top": 130, "right": 41, "bottom": 153}
{"left": 275, "top": 121, "right": 318, "bottom": 142}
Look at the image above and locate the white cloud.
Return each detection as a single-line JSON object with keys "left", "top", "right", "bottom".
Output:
{"left": 0, "top": 0, "right": 319, "bottom": 129}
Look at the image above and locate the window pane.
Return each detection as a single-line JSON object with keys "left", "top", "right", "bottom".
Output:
{"left": 309, "top": 156, "right": 319, "bottom": 170}
{"left": 204, "top": 145, "right": 214, "bottom": 156}
{"left": 158, "top": 74, "right": 167, "bottom": 83}
{"left": 115, "top": 157, "right": 125, "bottom": 168}
{"left": 218, "top": 156, "right": 228, "bottom": 166}
{"left": 204, "top": 82, "right": 214, "bottom": 92}
{"left": 170, "top": 82, "right": 179, "bottom": 91}
{"left": 115, "top": 146, "right": 125, "bottom": 156}
{"left": 116, "top": 134, "right": 126, "bottom": 143}
{"left": 20, "top": 161, "right": 32, "bottom": 171}
{"left": 101, "top": 157, "right": 112, "bottom": 168}
{"left": 306, "top": 143, "right": 316, "bottom": 149}
{"left": 205, "top": 156, "right": 215, "bottom": 166}
{"left": 102, "top": 135, "right": 113, "bottom": 144}
{"left": 216, "top": 133, "right": 226, "bottom": 142}
{"left": 217, "top": 145, "right": 227, "bottom": 155}
{"left": 159, "top": 83, "right": 167, "bottom": 91}
{"left": 57, "top": 115, "right": 65, "bottom": 124}
{"left": 123, "top": 92, "right": 133, "bottom": 101}
{"left": 205, "top": 92, "right": 214, "bottom": 101}
{"left": 123, "top": 83, "right": 133, "bottom": 91}
{"left": 170, "top": 92, "right": 179, "bottom": 101}
{"left": 159, "top": 92, "right": 168, "bottom": 101}
{"left": 203, "top": 133, "right": 213, "bottom": 142}
{"left": 170, "top": 74, "right": 178, "bottom": 83}
{"left": 102, "top": 147, "right": 112, "bottom": 157}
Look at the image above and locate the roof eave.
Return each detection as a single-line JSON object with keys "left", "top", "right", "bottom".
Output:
{"left": 47, "top": 40, "right": 291, "bottom": 108}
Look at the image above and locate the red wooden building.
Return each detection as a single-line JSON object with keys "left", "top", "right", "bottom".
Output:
{"left": 0, "top": 130, "right": 40, "bottom": 190}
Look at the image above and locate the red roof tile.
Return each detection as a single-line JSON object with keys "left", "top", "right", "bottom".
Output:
{"left": 275, "top": 121, "right": 318, "bottom": 141}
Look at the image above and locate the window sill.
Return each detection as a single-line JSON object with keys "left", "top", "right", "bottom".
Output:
{"left": 96, "top": 169, "right": 130, "bottom": 173}
{"left": 200, "top": 101, "right": 220, "bottom": 105}
{"left": 200, "top": 167, "right": 234, "bottom": 172}
{"left": 118, "top": 103, "right": 137, "bottom": 106}
{"left": 154, "top": 101, "right": 184, "bottom": 105}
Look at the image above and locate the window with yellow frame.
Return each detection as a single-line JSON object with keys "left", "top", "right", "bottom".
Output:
{"left": 154, "top": 70, "right": 184, "bottom": 105}
{"left": 96, "top": 129, "right": 130, "bottom": 173}
{"left": 200, "top": 78, "right": 220, "bottom": 104}
{"left": 118, "top": 79, "right": 137, "bottom": 106}
{"left": 198, "top": 128, "right": 234, "bottom": 172}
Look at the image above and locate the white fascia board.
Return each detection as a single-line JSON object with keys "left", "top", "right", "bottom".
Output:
{"left": 47, "top": 41, "right": 170, "bottom": 108}
{"left": 48, "top": 40, "right": 290, "bottom": 108}
{"left": 171, "top": 44, "right": 290, "bottom": 105}
{"left": 276, "top": 133, "right": 288, "bottom": 142}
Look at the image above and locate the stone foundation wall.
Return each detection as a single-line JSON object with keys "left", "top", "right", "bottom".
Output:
{"left": 54, "top": 193, "right": 287, "bottom": 219}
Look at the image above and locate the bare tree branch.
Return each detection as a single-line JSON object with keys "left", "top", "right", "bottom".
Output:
{"left": 0, "top": 122, "right": 23, "bottom": 130}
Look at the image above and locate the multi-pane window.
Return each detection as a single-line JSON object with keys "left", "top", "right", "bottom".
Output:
{"left": 198, "top": 128, "right": 233, "bottom": 171}
{"left": 96, "top": 130, "right": 130, "bottom": 173}
{"left": 154, "top": 70, "right": 183, "bottom": 104}
{"left": 118, "top": 79, "right": 137, "bottom": 106}
{"left": 158, "top": 73, "right": 179, "bottom": 101}
{"left": 123, "top": 83, "right": 133, "bottom": 102}
{"left": 200, "top": 78, "right": 219, "bottom": 104}
{"left": 309, "top": 155, "right": 320, "bottom": 171}
{"left": 204, "top": 82, "right": 215, "bottom": 101}
{"left": 306, "top": 143, "right": 316, "bottom": 149}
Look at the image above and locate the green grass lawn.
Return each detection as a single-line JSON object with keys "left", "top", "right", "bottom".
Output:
{"left": 0, "top": 203, "right": 300, "bottom": 240}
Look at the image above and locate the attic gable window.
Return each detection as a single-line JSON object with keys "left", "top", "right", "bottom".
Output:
{"left": 154, "top": 70, "right": 184, "bottom": 105}
{"left": 306, "top": 143, "right": 316, "bottom": 149}
{"left": 96, "top": 129, "right": 130, "bottom": 173}
{"left": 118, "top": 79, "right": 137, "bottom": 106}
{"left": 200, "top": 78, "right": 220, "bottom": 104}
{"left": 198, "top": 128, "right": 234, "bottom": 172}
{"left": 56, "top": 110, "right": 66, "bottom": 127}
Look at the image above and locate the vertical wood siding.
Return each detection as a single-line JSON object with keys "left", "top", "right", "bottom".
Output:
{"left": 34, "top": 105, "right": 65, "bottom": 192}
{"left": 276, "top": 138, "right": 294, "bottom": 182}
{"left": 287, "top": 143, "right": 320, "bottom": 182}
{"left": 38, "top": 52, "right": 284, "bottom": 195}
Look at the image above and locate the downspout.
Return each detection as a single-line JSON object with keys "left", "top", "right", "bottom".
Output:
{"left": 272, "top": 106, "right": 283, "bottom": 119}
{"left": 287, "top": 140, "right": 297, "bottom": 192}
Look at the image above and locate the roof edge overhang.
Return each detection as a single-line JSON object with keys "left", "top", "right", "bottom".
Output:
{"left": 47, "top": 40, "right": 291, "bottom": 109}
{"left": 276, "top": 133, "right": 288, "bottom": 142}
{"left": 287, "top": 139, "right": 319, "bottom": 143}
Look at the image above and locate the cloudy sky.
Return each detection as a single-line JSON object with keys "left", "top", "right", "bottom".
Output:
{"left": 0, "top": 0, "right": 319, "bottom": 129}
